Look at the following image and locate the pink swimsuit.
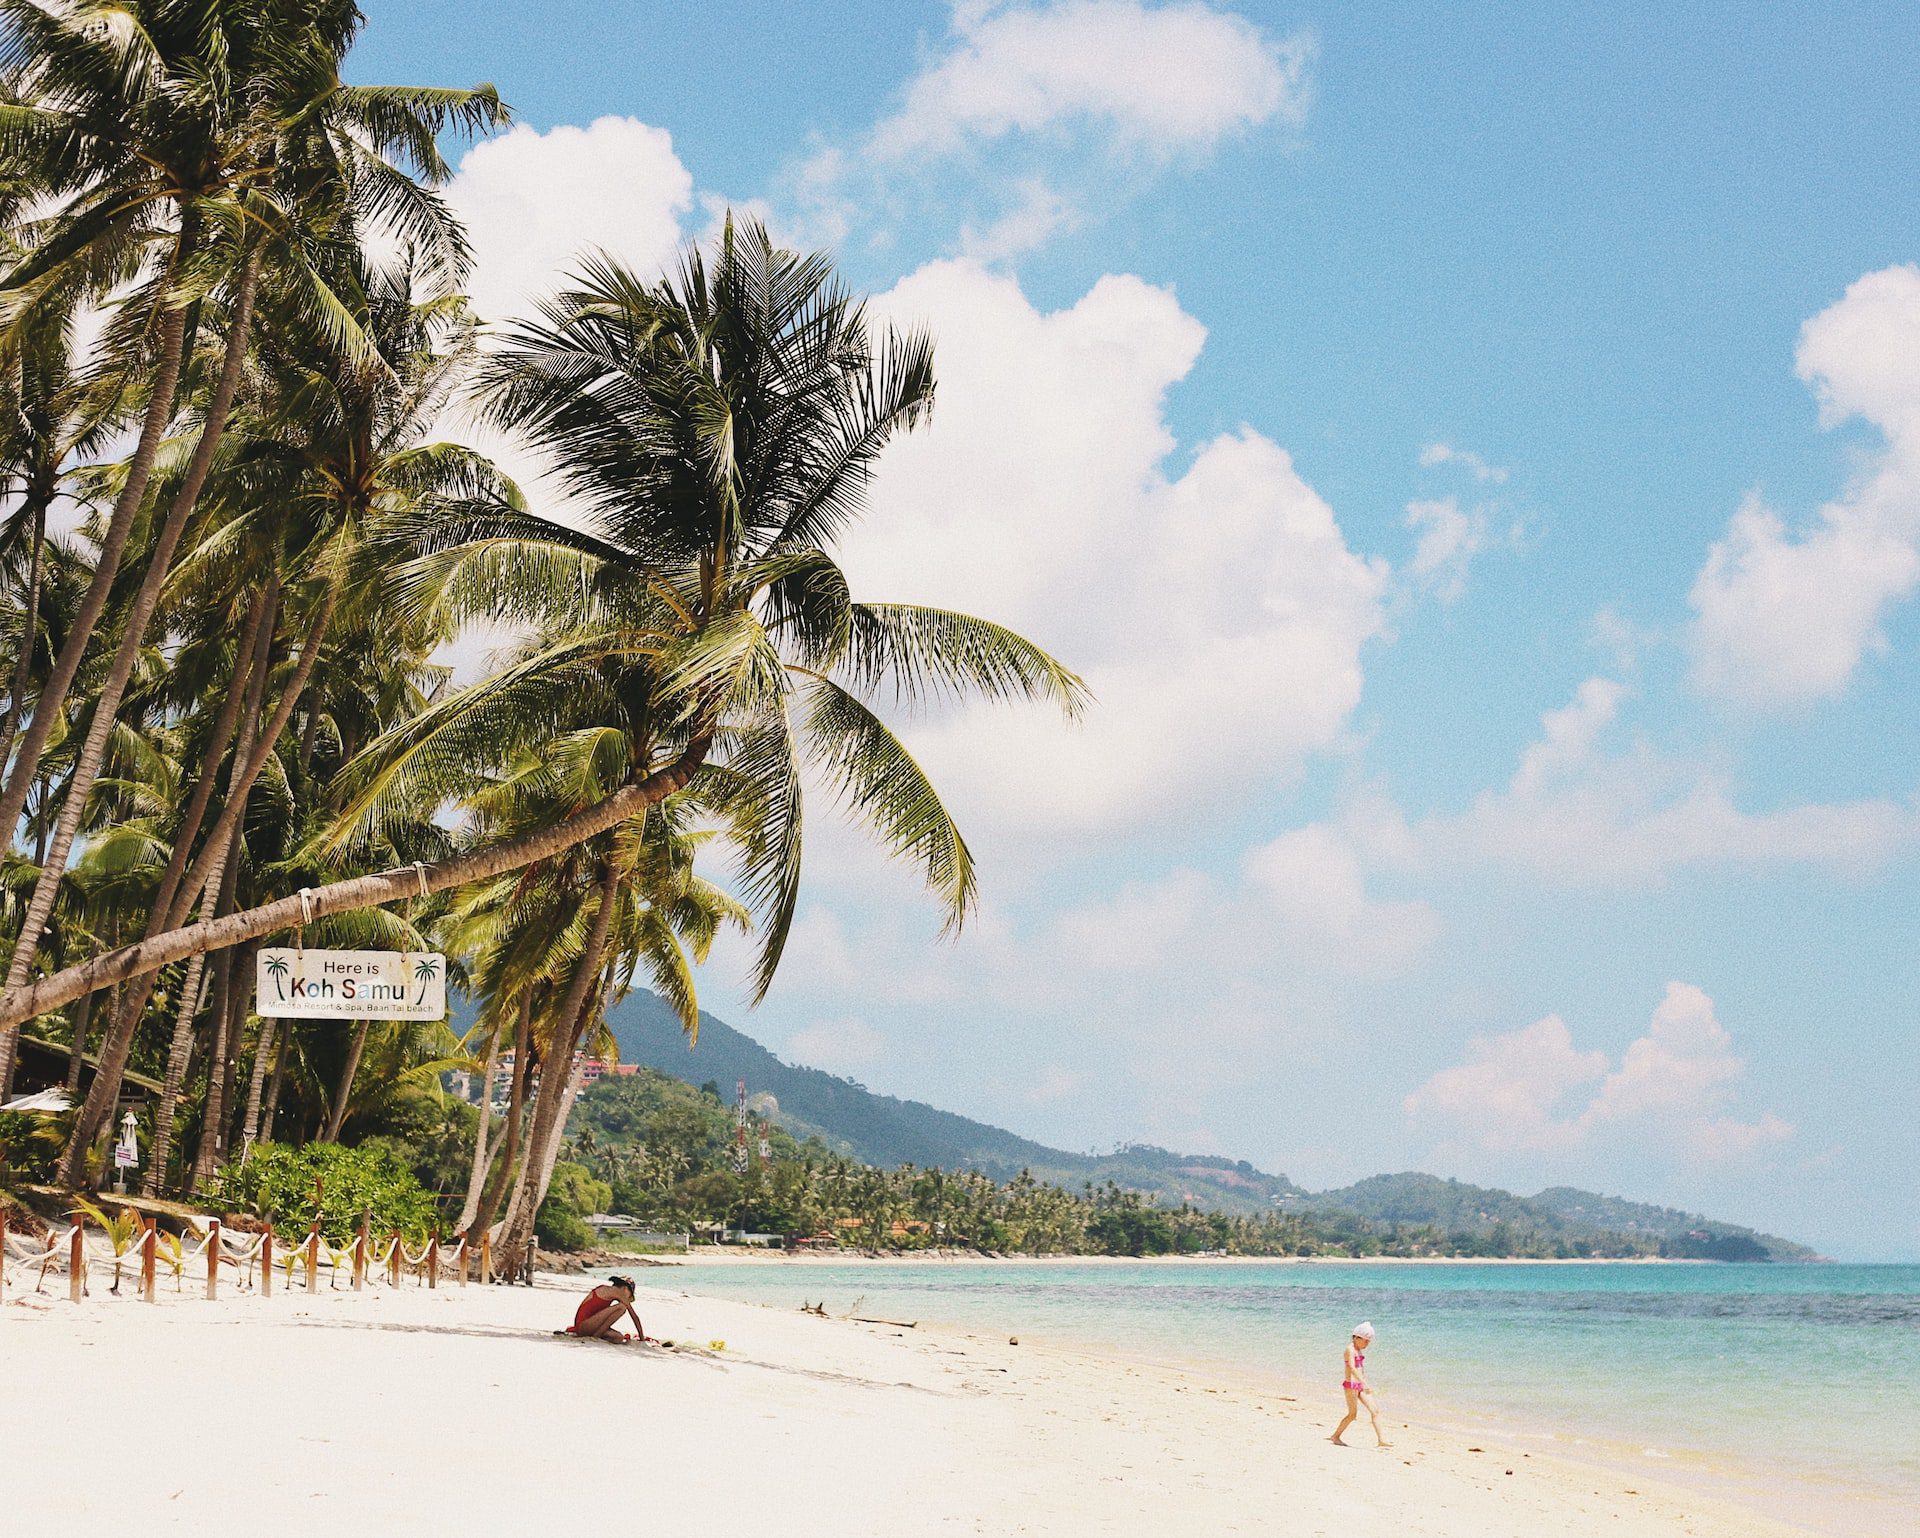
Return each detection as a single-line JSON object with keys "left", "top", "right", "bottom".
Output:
{"left": 1342, "top": 1349, "right": 1366, "bottom": 1392}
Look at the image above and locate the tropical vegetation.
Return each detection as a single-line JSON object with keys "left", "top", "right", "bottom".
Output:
{"left": 549, "top": 1070, "right": 1743, "bottom": 1260}
{"left": 0, "top": 2, "right": 1084, "bottom": 1276}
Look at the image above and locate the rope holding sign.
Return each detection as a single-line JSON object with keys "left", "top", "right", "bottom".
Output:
{"left": 295, "top": 887, "right": 315, "bottom": 956}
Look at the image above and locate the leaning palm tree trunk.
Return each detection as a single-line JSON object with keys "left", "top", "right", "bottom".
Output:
{"left": 0, "top": 495, "right": 47, "bottom": 773}
{"left": 494, "top": 868, "right": 620, "bottom": 1272}
{"left": 76, "top": 574, "right": 277, "bottom": 1119}
{"left": 470, "top": 1005, "right": 534, "bottom": 1250}
{"left": 60, "top": 586, "right": 274, "bottom": 1186}
{"left": 139, "top": 838, "right": 241, "bottom": 1195}
{"left": 142, "top": 942, "right": 213, "bottom": 1198}
{"left": 259, "top": 1024, "right": 291, "bottom": 1145}
{"left": 62, "top": 989, "right": 95, "bottom": 1093}
{"left": 151, "top": 578, "right": 278, "bottom": 931}
{"left": 456, "top": 1001, "right": 514, "bottom": 1233}
{"left": 174, "top": 572, "right": 340, "bottom": 911}
{"left": 1, "top": 739, "right": 712, "bottom": 1032}
{"left": 238, "top": 1015, "right": 277, "bottom": 1157}
{"left": 320, "top": 1020, "right": 370, "bottom": 1144}
{"left": 529, "top": 1047, "right": 594, "bottom": 1215}
{"left": 188, "top": 933, "right": 246, "bottom": 1189}
{"left": 0, "top": 253, "right": 263, "bottom": 1103}
{"left": 0, "top": 317, "right": 193, "bottom": 1095}
{"left": 0, "top": 221, "right": 200, "bottom": 888}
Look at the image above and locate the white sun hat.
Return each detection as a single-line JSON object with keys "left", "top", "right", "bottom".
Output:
{"left": 1353, "top": 1321, "right": 1376, "bottom": 1339}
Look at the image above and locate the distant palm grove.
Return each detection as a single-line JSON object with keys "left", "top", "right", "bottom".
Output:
{"left": 0, "top": 2, "right": 1085, "bottom": 1270}
{"left": 541, "top": 1071, "right": 1771, "bottom": 1260}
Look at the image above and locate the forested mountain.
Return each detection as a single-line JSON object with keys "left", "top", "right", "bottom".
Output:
{"left": 602, "top": 992, "right": 1816, "bottom": 1257}
{"left": 1301, "top": 1174, "right": 1814, "bottom": 1261}
{"left": 1529, "top": 1186, "right": 1817, "bottom": 1260}
{"left": 606, "top": 990, "right": 1300, "bottom": 1213}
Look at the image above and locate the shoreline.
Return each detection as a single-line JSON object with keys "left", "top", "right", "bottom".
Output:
{"left": 652, "top": 1247, "right": 1737, "bottom": 1265}
{"left": 655, "top": 1250, "right": 1907, "bottom": 1536}
{"left": 2, "top": 1270, "right": 1897, "bottom": 1537}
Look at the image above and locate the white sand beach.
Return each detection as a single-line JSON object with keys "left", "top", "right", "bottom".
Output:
{"left": 1, "top": 1270, "right": 1873, "bottom": 1538}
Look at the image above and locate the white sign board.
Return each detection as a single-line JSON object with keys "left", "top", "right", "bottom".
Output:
{"left": 114, "top": 1141, "right": 137, "bottom": 1168}
{"left": 256, "top": 948, "right": 446, "bottom": 1020}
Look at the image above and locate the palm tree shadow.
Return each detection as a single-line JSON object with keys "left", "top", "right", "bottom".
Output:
{"left": 286, "top": 1316, "right": 942, "bottom": 1392}
{"left": 287, "top": 1317, "right": 623, "bottom": 1347}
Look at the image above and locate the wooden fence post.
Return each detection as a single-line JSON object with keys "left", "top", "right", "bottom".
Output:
{"left": 141, "top": 1218, "right": 157, "bottom": 1303}
{"left": 354, "top": 1214, "right": 368, "bottom": 1291}
{"left": 305, "top": 1222, "right": 319, "bottom": 1290}
{"left": 480, "top": 1229, "right": 491, "bottom": 1284}
{"left": 427, "top": 1231, "right": 439, "bottom": 1290}
{"left": 205, "top": 1218, "right": 221, "bottom": 1300}
{"left": 68, "top": 1222, "right": 84, "bottom": 1303}
{"left": 261, "top": 1229, "right": 273, "bottom": 1298}
{"left": 387, "top": 1230, "right": 401, "bottom": 1288}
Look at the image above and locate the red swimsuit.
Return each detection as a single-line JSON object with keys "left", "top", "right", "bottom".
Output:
{"left": 570, "top": 1289, "right": 618, "bottom": 1333}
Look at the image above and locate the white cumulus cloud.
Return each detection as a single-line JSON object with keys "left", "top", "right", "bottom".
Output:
{"left": 1242, "top": 823, "right": 1438, "bottom": 967}
{"left": 1430, "top": 676, "right": 1920, "bottom": 882}
{"left": 1690, "top": 264, "right": 1920, "bottom": 707}
{"left": 874, "top": 0, "right": 1312, "bottom": 159}
{"left": 445, "top": 116, "right": 694, "bottom": 322}
{"left": 1406, "top": 983, "right": 1793, "bottom": 1164}
{"left": 839, "top": 259, "right": 1389, "bottom": 841}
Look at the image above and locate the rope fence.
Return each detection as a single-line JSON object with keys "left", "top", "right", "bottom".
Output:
{"left": 0, "top": 1206, "right": 490, "bottom": 1308}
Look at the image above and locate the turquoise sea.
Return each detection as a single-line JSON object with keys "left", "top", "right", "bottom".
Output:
{"left": 671, "top": 1258, "right": 1919, "bottom": 1531}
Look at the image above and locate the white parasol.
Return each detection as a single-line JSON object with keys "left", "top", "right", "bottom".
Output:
{"left": 2, "top": 1087, "right": 72, "bottom": 1113}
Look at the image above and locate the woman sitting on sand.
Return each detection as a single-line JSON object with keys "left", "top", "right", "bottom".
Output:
{"left": 1331, "top": 1321, "right": 1389, "bottom": 1447}
{"left": 564, "top": 1276, "right": 650, "bottom": 1343}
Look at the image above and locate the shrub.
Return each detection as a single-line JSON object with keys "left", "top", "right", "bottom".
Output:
{"left": 0, "top": 1109, "right": 68, "bottom": 1186}
{"left": 535, "top": 1202, "right": 594, "bottom": 1252}
{"left": 210, "top": 1142, "right": 439, "bottom": 1242}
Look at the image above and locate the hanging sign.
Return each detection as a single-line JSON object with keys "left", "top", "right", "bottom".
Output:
{"left": 256, "top": 948, "right": 446, "bottom": 1020}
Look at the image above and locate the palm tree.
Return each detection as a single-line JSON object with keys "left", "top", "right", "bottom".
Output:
{"left": 2, "top": 219, "right": 1087, "bottom": 1039}
{"left": 429, "top": 722, "right": 746, "bottom": 1267}
{"left": 55, "top": 250, "right": 513, "bottom": 1181}
{"left": 0, "top": 0, "right": 506, "bottom": 1094}
{"left": 0, "top": 281, "right": 113, "bottom": 773}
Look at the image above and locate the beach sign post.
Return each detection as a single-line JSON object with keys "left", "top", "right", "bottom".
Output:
{"left": 257, "top": 948, "right": 446, "bottom": 1020}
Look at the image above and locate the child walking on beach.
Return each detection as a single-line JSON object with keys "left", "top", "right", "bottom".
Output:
{"left": 1331, "top": 1321, "right": 1389, "bottom": 1447}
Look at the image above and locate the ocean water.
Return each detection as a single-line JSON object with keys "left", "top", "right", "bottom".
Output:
{"left": 668, "top": 1258, "right": 1919, "bottom": 1528}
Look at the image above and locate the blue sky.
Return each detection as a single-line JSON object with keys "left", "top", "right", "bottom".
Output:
{"left": 356, "top": 2, "right": 1920, "bottom": 1258}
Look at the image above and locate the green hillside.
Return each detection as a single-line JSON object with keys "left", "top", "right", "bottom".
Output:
{"left": 1529, "top": 1186, "right": 1818, "bottom": 1261}
{"left": 603, "top": 991, "right": 1814, "bottom": 1257}
{"left": 1302, "top": 1174, "right": 1813, "bottom": 1260}
{"left": 606, "top": 990, "right": 1302, "bottom": 1214}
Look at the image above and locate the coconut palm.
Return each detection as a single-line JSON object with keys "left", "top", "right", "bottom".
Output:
{"left": 0, "top": 0, "right": 506, "bottom": 1094}
{"left": 0, "top": 280, "right": 115, "bottom": 773}
{"left": 54, "top": 250, "right": 513, "bottom": 1181}
{"left": 2, "top": 219, "right": 1087, "bottom": 1042}
{"left": 430, "top": 723, "right": 747, "bottom": 1266}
